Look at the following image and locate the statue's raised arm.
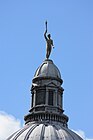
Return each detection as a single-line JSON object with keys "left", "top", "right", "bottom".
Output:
{"left": 44, "top": 21, "right": 48, "bottom": 41}
{"left": 44, "top": 21, "right": 54, "bottom": 59}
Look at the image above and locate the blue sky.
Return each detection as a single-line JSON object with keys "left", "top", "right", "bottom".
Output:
{"left": 0, "top": 0, "right": 93, "bottom": 139}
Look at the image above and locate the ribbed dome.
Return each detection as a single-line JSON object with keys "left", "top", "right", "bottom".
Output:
{"left": 34, "top": 59, "right": 61, "bottom": 79}
{"left": 7, "top": 121, "right": 83, "bottom": 140}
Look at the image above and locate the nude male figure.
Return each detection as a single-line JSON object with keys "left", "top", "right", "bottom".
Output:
{"left": 44, "top": 21, "right": 54, "bottom": 59}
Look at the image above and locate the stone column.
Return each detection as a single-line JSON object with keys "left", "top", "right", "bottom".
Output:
{"left": 55, "top": 90, "right": 57, "bottom": 106}
{"left": 33, "top": 90, "right": 36, "bottom": 107}
{"left": 53, "top": 90, "right": 57, "bottom": 106}
{"left": 46, "top": 87, "right": 48, "bottom": 105}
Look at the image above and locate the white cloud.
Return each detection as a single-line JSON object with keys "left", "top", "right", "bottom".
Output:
{"left": 0, "top": 111, "right": 21, "bottom": 140}
{"left": 73, "top": 129, "right": 93, "bottom": 140}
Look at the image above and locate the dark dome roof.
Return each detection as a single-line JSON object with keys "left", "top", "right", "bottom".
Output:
{"left": 7, "top": 121, "right": 83, "bottom": 140}
{"left": 34, "top": 59, "right": 61, "bottom": 79}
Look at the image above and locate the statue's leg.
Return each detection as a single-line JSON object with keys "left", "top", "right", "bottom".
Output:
{"left": 48, "top": 51, "right": 49, "bottom": 58}
{"left": 46, "top": 50, "right": 50, "bottom": 59}
{"left": 46, "top": 53, "right": 48, "bottom": 59}
{"left": 48, "top": 47, "right": 51, "bottom": 58}
{"left": 46, "top": 46, "right": 48, "bottom": 59}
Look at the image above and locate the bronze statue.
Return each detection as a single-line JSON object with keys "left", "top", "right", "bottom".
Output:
{"left": 44, "top": 21, "right": 54, "bottom": 59}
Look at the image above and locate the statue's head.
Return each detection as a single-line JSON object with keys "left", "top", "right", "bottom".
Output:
{"left": 47, "top": 34, "right": 51, "bottom": 39}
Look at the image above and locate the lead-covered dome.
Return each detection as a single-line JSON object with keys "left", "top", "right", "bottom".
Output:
{"left": 7, "top": 121, "right": 83, "bottom": 140}
{"left": 34, "top": 59, "right": 61, "bottom": 79}
{"left": 6, "top": 58, "right": 83, "bottom": 140}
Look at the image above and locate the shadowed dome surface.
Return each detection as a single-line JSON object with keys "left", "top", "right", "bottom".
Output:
{"left": 7, "top": 121, "right": 83, "bottom": 140}
{"left": 34, "top": 59, "right": 61, "bottom": 79}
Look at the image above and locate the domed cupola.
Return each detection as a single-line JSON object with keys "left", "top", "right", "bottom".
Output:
{"left": 24, "top": 58, "right": 68, "bottom": 127}
{"left": 6, "top": 21, "right": 83, "bottom": 140}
